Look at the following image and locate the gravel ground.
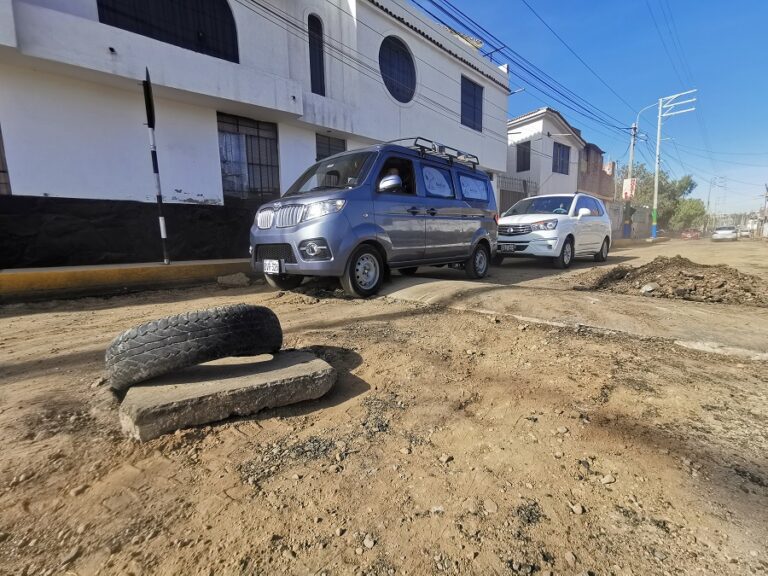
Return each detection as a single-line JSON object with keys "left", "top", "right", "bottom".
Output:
{"left": 1, "top": 281, "right": 767, "bottom": 575}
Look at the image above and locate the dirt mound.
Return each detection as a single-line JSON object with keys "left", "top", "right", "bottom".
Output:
{"left": 576, "top": 255, "right": 768, "bottom": 306}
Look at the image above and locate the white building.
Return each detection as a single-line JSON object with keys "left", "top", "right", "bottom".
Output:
{"left": 504, "top": 107, "right": 585, "bottom": 207}
{"left": 0, "top": 0, "right": 509, "bottom": 267}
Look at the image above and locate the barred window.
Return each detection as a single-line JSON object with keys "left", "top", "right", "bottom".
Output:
{"left": 461, "top": 76, "right": 483, "bottom": 132}
{"left": 308, "top": 15, "right": 325, "bottom": 96}
{"left": 97, "top": 0, "right": 239, "bottom": 63}
{"left": 315, "top": 134, "right": 346, "bottom": 161}
{"left": 217, "top": 114, "right": 279, "bottom": 202}
{"left": 552, "top": 142, "right": 570, "bottom": 175}
{"left": 379, "top": 36, "right": 416, "bottom": 103}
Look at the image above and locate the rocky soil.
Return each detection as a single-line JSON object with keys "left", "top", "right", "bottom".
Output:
{"left": 575, "top": 255, "right": 768, "bottom": 307}
{"left": 0, "top": 284, "right": 767, "bottom": 575}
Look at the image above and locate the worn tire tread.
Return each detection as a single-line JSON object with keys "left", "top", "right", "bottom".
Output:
{"left": 105, "top": 304, "right": 282, "bottom": 392}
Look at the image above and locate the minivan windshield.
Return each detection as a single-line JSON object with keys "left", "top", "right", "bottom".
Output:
{"left": 504, "top": 195, "right": 574, "bottom": 216}
{"left": 285, "top": 152, "right": 375, "bottom": 196}
{"left": 715, "top": 226, "right": 736, "bottom": 231}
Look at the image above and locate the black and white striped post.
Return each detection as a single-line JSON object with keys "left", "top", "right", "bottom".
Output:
{"left": 142, "top": 68, "right": 170, "bottom": 265}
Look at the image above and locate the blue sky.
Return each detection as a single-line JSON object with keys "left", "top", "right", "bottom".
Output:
{"left": 426, "top": 0, "right": 767, "bottom": 213}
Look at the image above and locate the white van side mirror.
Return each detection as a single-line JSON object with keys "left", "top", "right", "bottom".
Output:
{"left": 378, "top": 174, "right": 403, "bottom": 192}
{"left": 577, "top": 207, "right": 591, "bottom": 218}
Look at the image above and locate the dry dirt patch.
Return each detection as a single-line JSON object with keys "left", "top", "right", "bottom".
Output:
{"left": 575, "top": 255, "right": 768, "bottom": 306}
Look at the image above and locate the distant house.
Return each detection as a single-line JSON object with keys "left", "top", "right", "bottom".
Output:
{"left": 501, "top": 107, "right": 616, "bottom": 213}
{"left": 0, "top": 0, "right": 509, "bottom": 268}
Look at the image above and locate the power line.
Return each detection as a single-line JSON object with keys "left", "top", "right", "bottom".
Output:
{"left": 517, "top": 0, "right": 636, "bottom": 114}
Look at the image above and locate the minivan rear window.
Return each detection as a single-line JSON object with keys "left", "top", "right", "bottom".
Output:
{"left": 286, "top": 152, "right": 374, "bottom": 196}
{"left": 459, "top": 174, "right": 488, "bottom": 201}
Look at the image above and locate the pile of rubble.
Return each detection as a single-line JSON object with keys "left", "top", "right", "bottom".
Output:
{"left": 576, "top": 256, "right": 768, "bottom": 306}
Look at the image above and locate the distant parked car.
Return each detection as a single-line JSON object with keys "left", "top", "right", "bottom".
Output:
{"left": 494, "top": 193, "right": 612, "bottom": 268}
{"left": 711, "top": 226, "right": 738, "bottom": 241}
{"left": 681, "top": 228, "right": 701, "bottom": 240}
{"left": 738, "top": 227, "right": 751, "bottom": 238}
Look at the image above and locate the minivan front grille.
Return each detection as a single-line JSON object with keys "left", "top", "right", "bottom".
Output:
{"left": 257, "top": 209, "right": 274, "bottom": 229}
{"left": 255, "top": 244, "right": 296, "bottom": 263}
{"left": 499, "top": 224, "right": 532, "bottom": 236}
{"left": 275, "top": 205, "right": 304, "bottom": 228}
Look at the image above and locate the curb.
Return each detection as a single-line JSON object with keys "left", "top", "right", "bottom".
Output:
{"left": 0, "top": 259, "right": 251, "bottom": 303}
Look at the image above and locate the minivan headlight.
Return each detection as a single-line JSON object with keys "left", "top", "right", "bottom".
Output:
{"left": 301, "top": 199, "right": 346, "bottom": 222}
{"left": 530, "top": 219, "right": 558, "bottom": 231}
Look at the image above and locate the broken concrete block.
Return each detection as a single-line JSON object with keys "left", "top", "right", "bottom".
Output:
{"left": 119, "top": 351, "right": 336, "bottom": 441}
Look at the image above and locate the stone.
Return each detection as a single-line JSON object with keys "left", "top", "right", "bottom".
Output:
{"left": 399, "top": 447, "right": 411, "bottom": 455}
{"left": 601, "top": 474, "right": 617, "bottom": 485}
{"left": 640, "top": 283, "right": 660, "bottom": 295}
{"left": 335, "top": 527, "right": 345, "bottom": 537}
{"left": 564, "top": 551, "right": 577, "bottom": 567}
{"left": 363, "top": 535, "right": 376, "bottom": 549}
{"left": 61, "top": 546, "right": 81, "bottom": 566}
{"left": 557, "top": 426, "right": 569, "bottom": 435}
{"left": 439, "top": 453, "right": 453, "bottom": 464}
{"left": 484, "top": 499, "right": 498, "bottom": 514}
{"left": 217, "top": 273, "right": 251, "bottom": 288}
{"left": 554, "top": 451, "right": 564, "bottom": 459}
{"left": 119, "top": 351, "right": 336, "bottom": 441}
{"left": 570, "top": 503, "right": 585, "bottom": 515}
{"left": 69, "top": 485, "right": 88, "bottom": 497}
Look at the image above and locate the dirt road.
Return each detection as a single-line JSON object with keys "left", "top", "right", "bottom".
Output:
{"left": 1, "top": 240, "right": 767, "bottom": 575}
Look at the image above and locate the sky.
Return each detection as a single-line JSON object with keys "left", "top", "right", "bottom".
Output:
{"left": 418, "top": 0, "right": 768, "bottom": 214}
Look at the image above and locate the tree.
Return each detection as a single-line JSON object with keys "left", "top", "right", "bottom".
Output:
{"left": 619, "top": 164, "right": 697, "bottom": 228}
{"left": 669, "top": 198, "right": 707, "bottom": 231}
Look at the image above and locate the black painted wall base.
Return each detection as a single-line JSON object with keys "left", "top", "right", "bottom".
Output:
{"left": 0, "top": 196, "right": 263, "bottom": 269}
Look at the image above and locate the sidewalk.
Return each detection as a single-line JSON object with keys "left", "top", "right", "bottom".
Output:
{"left": 0, "top": 259, "right": 251, "bottom": 302}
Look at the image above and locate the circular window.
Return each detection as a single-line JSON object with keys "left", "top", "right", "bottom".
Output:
{"left": 378, "top": 36, "right": 416, "bottom": 103}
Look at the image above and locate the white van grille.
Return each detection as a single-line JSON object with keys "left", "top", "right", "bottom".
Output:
{"left": 275, "top": 205, "right": 304, "bottom": 228}
{"left": 257, "top": 209, "right": 274, "bottom": 229}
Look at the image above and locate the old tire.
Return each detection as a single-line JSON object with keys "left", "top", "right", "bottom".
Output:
{"left": 593, "top": 238, "right": 609, "bottom": 262}
{"left": 105, "top": 304, "right": 282, "bottom": 392}
{"left": 465, "top": 243, "right": 490, "bottom": 279}
{"left": 340, "top": 244, "right": 384, "bottom": 298}
{"left": 265, "top": 274, "right": 304, "bottom": 290}
{"left": 554, "top": 237, "right": 574, "bottom": 269}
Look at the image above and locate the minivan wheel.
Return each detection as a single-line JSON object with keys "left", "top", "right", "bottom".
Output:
{"left": 594, "top": 238, "right": 609, "bottom": 262}
{"left": 554, "top": 238, "right": 574, "bottom": 269}
{"left": 264, "top": 274, "right": 304, "bottom": 291}
{"left": 341, "top": 245, "right": 384, "bottom": 298}
{"left": 465, "top": 243, "right": 490, "bottom": 279}
{"left": 399, "top": 267, "right": 419, "bottom": 276}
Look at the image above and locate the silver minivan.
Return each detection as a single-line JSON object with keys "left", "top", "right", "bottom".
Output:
{"left": 250, "top": 138, "right": 498, "bottom": 297}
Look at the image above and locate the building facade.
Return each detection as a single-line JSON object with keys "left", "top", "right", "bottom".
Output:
{"left": 0, "top": 0, "right": 509, "bottom": 268}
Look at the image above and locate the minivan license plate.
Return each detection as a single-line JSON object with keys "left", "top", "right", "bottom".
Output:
{"left": 500, "top": 244, "right": 515, "bottom": 253}
{"left": 263, "top": 259, "right": 280, "bottom": 274}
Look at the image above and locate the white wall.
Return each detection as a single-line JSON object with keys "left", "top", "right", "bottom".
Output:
{"left": 0, "top": 63, "right": 223, "bottom": 204}
{"left": 277, "top": 123, "right": 317, "bottom": 193}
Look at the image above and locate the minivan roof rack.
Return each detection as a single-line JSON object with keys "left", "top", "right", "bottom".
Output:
{"left": 384, "top": 137, "right": 480, "bottom": 169}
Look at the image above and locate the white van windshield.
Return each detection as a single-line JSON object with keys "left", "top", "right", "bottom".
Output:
{"left": 286, "top": 152, "right": 374, "bottom": 196}
{"left": 504, "top": 195, "right": 574, "bottom": 216}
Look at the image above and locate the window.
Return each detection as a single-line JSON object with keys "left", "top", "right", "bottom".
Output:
{"left": 315, "top": 134, "right": 346, "bottom": 161}
{"left": 422, "top": 166, "right": 454, "bottom": 198}
{"left": 504, "top": 195, "right": 574, "bottom": 216}
{"left": 586, "top": 197, "right": 604, "bottom": 216}
{"left": 217, "top": 113, "right": 279, "bottom": 202}
{"left": 97, "top": 0, "right": 239, "bottom": 63}
{"left": 377, "top": 157, "right": 416, "bottom": 195}
{"left": 552, "top": 142, "right": 570, "bottom": 175}
{"left": 379, "top": 36, "right": 416, "bottom": 103}
{"left": 461, "top": 76, "right": 483, "bottom": 132}
{"left": 516, "top": 141, "right": 531, "bottom": 172}
{"left": 459, "top": 174, "right": 488, "bottom": 201}
{"left": 574, "top": 195, "right": 592, "bottom": 215}
{"left": 308, "top": 15, "right": 325, "bottom": 96}
{"left": 0, "top": 123, "right": 10, "bottom": 195}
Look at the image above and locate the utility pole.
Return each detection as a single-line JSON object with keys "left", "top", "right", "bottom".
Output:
{"left": 651, "top": 89, "right": 697, "bottom": 239}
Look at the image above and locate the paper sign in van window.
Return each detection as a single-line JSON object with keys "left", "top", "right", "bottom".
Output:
{"left": 459, "top": 175, "right": 488, "bottom": 200}
{"left": 423, "top": 166, "right": 454, "bottom": 198}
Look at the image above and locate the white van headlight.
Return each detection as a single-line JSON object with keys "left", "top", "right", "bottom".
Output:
{"left": 301, "top": 199, "right": 346, "bottom": 222}
{"left": 530, "top": 219, "right": 558, "bottom": 231}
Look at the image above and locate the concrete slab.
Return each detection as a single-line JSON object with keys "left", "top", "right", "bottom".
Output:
{"left": 119, "top": 351, "right": 336, "bottom": 441}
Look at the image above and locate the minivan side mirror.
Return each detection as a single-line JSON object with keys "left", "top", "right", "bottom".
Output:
{"left": 577, "top": 207, "right": 591, "bottom": 218}
{"left": 378, "top": 174, "right": 403, "bottom": 193}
